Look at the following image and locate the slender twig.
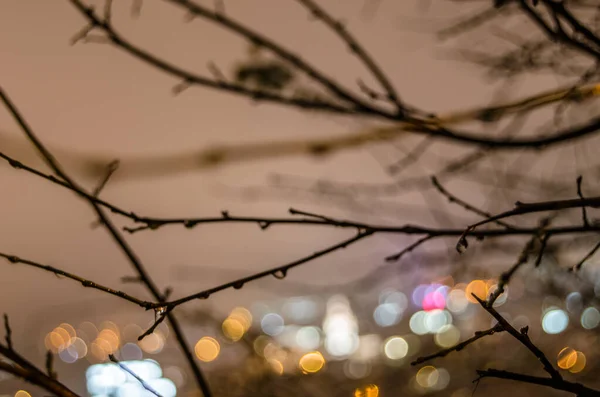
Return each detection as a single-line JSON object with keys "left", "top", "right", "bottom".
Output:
{"left": 411, "top": 323, "right": 504, "bottom": 365}
{"left": 93, "top": 159, "right": 120, "bottom": 197}
{"left": 571, "top": 239, "right": 600, "bottom": 271}
{"left": 109, "top": 355, "right": 162, "bottom": 397}
{"left": 293, "top": 0, "right": 404, "bottom": 111}
{"left": 431, "top": 176, "right": 514, "bottom": 229}
{"left": 3, "top": 314, "right": 11, "bottom": 350}
{"left": 385, "top": 235, "right": 433, "bottom": 261}
{"left": 577, "top": 176, "right": 590, "bottom": 227}
{"left": 475, "top": 368, "right": 600, "bottom": 396}
{"left": 0, "top": 253, "right": 153, "bottom": 309}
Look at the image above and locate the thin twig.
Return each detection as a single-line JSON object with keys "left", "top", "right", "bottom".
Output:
{"left": 577, "top": 175, "right": 590, "bottom": 227}
{"left": 411, "top": 323, "right": 504, "bottom": 365}
{"left": 108, "top": 355, "right": 162, "bottom": 397}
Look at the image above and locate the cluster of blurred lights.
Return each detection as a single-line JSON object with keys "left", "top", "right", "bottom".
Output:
{"left": 373, "top": 290, "right": 408, "bottom": 327}
{"left": 413, "top": 365, "right": 450, "bottom": 392}
{"left": 86, "top": 360, "right": 176, "bottom": 397}
{"left": 557, "top": 347, "right": 586, "bottom": 373}
{"left": 42, "top": 320, "right": 169, "bottom": 365}
{"left": 222, "top": 307, "right": 252, "bottom": 342}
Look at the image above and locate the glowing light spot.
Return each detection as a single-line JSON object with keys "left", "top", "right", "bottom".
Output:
{"left": 194, "top": 337, "right": 220, "bottom": 362}
{"left": 416, "top": 366, "right": 439, "bottom": 388}
{"left": 424, "top": 310, "right": 452, "bottom": 333}
{"left": 324, "top": 331, "right": 358, "bottom": 357}
{"left": 354, "top": 384, "right": 379, "bottom": 397}
{"left": 447, "top": 289, "right": 469, "bottom": 314}
{"left": 542, "top": 309, "right": 569, "bottom": 334}
{"left": 120, "top": 342, "right": 143, "bottom": 361}
{"left": 380, "top": 290, "right": 408, "bottom": 311}
{"left": 267, "top": 358, "right": 284, "bottom": 375}
{"left": 296, "top": 326, "right": 321, "bottom": 351}
{"left": 373, "top": 303, "right": 402, "bottom": 327}
{"left": 97, "top": 329, "right": 120, "bottom": 353}
{"left": 299, "top": 351, "right": 325, "bottom": 373}
{"left": 412, "top": 285, "right": 429, "bottom": 307}
{"left": 138, "top": 331, "right": 164, "bottom": 354}
{"left": 261, "top": 313, "right": 284, "bottom": 336}
{"left": 66, "top": 337, "right": 87, "bottom": 360}
{"left": 557, "top": 347, "right": 577, "bottom": 369}
{"left": 409, "top": 311, "right": 428, "bottom": 335}
{"left": 432, "top": 367, "right": 450, "bottom": 390}
{"left": 422, "top": 289, "right": 446, "bottom": 311}
{"left": 229, "top": 307, "right": 252, "bottom": 331}
{"left": 90, "top": 341, "right": 108, "bottom": 362}
{"left": 581, "top": 307, "right": 600, "bottom": 329}
{"left": 253, "top": 335, "right": 271, "bottom": 357}
{"left": 383, "top": 336, "right": 408, "bottom": 360}
{"left": 465, "top": 280, "right": 487, "bottom": 303}
{"left": 222, "top": 318, "right": 245, "bottom": 342}
{"left": 434, "top": 325, "right": 461, "bottom": 348}
{"left": 59, "top": 346, "right": 78, "bottom": 364}
{"left": 569, "top": 351, "right": 586, "bottom": 373}
{"left": 14, "top": 391, "right": 31, "bottom": 397}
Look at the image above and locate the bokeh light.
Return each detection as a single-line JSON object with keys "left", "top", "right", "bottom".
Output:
{"left": 434, "top": 325, "right": 461, "bottom": 348}
{"left": 542, "top": 309, "right": 569, "bottom": 334}
{"left": 465, "top": 280, "right": 487, "bottom": 303}
{"left": 569, "top": 351, "right": 586, "bottom": 373}
{"left": 194, "top": 337, "right": 220, "bottom": 362}
{"left": 581, "top": 307, "right": 600, "bottom": 329}
{"left": 261, "top": 313, "right": 285, "bottom": 336}
{"left": 222, "top": 317, "right": 245, "bottom": 342}
{"left": 383, "top": 336, "right": 408, "bottom": 360}
{"left": 14, "top": 391, "right": 31, "bottom": 397}
{"left": 557, "top": 347, "right": 577, "bottom": 369}
{"left": 296, "top": 326, "right": 321, "bottom": 351}
{"left": 416, "top": 365, "right": 439, "bottom": 388}
{"left": 373, "top": 303, "right": 402, "bottom": 327}
{"left": 354, "top": 384, "right": 379, "bottom": 397}
{"left": 299, "top": 351, "right": 325, "bottom": 373}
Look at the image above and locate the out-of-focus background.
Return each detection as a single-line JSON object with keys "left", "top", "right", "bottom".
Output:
{"left": 1, "top": 1, "right": 600, "bottom": 396}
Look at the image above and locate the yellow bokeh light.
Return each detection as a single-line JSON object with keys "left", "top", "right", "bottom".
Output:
{"left": 59, "top": 323, "right": 76, "bottom": 340}
{"left": 138, "top": 331, "right": 164, "bottom": 354}
{"left": 569, "top": 351, "right": 586, "bottom": 373}
{"left": 229, "top": 307, "right": 252, "bottom": 331}
{"left": 253, "top": 335, "right": 271, "bottom": 357}
{"left": 416, "top": 365, "right": 439, "bottom": 388}
{"left": 299, "top": 351, "right": 325, "bottom": 374}
{"left": 557, "top": 347, "right": 578, "bottom": 370}
{"left": 99, "top": 321, "right": 120, "bottom": 338}
{"left": 222, "top": 317, "right": 245, "bottom": 342}
{"left": 267, "top": 358, "right": 284, "bottom": 375}
{"left": 195, "top": 337, "right": 220, "bottom": 362}
{"left": 14, "top": 391, "right": 32, "bottom": 397}
{"left": 354, "top": 384, "right": 379, "bottom": 397}
{"left": 465, "top": 280, "right": 487, "bottom": 303}
{"left": 97, "top": 329, "right": 120, "bottom": 353}
{"left": 90, "top": 341, "right": 108, "bottom": 362}
{"left": 53, "top": 327, "right": 72, "bottom": 348}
